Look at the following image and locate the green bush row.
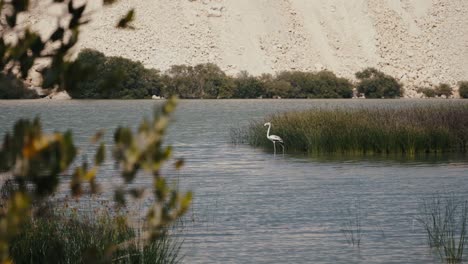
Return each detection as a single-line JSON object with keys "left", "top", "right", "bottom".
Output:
{"left": 65, "top": 49, "right": 402, "bottom": 99}
{"left": 5, "top": 48, "right": 468, "bottom": 99}
{"left": 417, "top": 83, "right": 457, "bottom": 98}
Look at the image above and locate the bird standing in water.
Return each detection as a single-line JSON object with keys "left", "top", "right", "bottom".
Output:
{"left": 264, "top": 122, "right": 284, "bottom": 154}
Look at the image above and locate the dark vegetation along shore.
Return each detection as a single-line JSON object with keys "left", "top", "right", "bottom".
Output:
{"left": 51, "top": 50, "right": 468, "bottom": 99}
{"left": 2, "top": 49, "right": 468, "bottom": 100}
{"left": 233, "top": 104, "right": 468, "bottom": 155}
{"left": 67, "top": 49, "right": 359, "bottom": 99}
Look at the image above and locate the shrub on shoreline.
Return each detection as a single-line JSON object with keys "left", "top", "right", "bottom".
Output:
{"left": 434, "top": 83, "right": 453, "bottom": 98}
{"left": 233, "top": 71, "right": 265, "bottom": 98}
{"left": 261, "top": 74, "right": 294, "bottom": 98}
{"left": 458, "top": 81, "right": 468, "bottom": 98}
{"left": 235, "top": 105, "right": 468, "bottom": 154}
{"left": 355, "top": 68, "right": 402, "bottom": 98}
{"left": 67, "top": 49, "right": 162, "bottom": 99}
{"left": 275, "top": 70, "right": 353, "bottom": 98}
{"left": 417, "top": 87, "right": 436, "bottom": 98}
{"left": 162, "top": 63, "right": 235, "bottom": 99}
{"left": 0, "top": 73, "right": 38, "bottom": 99}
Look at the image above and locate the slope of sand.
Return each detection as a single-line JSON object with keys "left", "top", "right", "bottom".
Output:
{"left": 28, "top": 0, "right": 468, "bottom": 96}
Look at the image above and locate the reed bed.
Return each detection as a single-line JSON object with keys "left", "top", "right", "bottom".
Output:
{"left": 235, "top": 105, "right": 468, "bottom": 155}
{"left": 9, "top": 206, "right": 182, "bottom": 264}
{"left": 418, "top": 195, "right": 468, "bottom": 263}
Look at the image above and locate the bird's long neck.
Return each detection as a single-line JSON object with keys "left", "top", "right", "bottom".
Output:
{"left": 266, "top": 124, "right": 271, "bottom": 137}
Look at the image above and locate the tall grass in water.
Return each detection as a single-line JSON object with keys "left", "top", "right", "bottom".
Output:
{"left": 235, "top": 105, "right": 468, "bottom": 154}
{"left": 418, "top": 196, "right": 468, "bottom": 263}
{"left": 9, "top": 206, "right": 182, "bottom": 264}
{"left": 340, "top": 208, "right": 363, "bottom": 247}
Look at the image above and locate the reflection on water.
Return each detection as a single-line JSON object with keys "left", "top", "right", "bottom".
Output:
{"left": 289, "top": 151, "right": 468, "bottom": 166}
{"left": 1, "top": 99, "right": 468, "bottom": 263}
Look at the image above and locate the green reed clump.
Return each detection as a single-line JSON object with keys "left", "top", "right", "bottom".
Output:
{"left": 236, "top": 105, "right": 468, "bottom": 154}
{"left": 9, "top": 208, "right": 182, "bottom": 264}
{"left": 340, "top": 206, "right": 363, "bottom": 247}
{"left": 418, "top": 195, "right": 468, "bottom": 263}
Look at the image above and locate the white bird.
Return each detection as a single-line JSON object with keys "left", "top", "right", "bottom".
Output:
{"left": 264, "top": 122, "right": 284, "bottom": 154}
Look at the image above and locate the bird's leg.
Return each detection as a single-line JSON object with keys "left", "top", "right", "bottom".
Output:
{"left": 273, "top": 141, "right": 276, "bottom": 154}
{"left": 281, "top": 143, "right": 285, "bottom": 155}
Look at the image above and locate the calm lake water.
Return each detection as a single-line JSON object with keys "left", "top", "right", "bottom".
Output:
{"left": 1, "top": 99, "right": 468, "bottom": 263}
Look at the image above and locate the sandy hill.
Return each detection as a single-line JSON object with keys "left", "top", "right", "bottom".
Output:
{"left": 28, "top": 0, "right": 468, "bottom": 96}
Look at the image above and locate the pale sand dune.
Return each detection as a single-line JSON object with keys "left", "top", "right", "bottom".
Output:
{"left": 28, "top": 0, "right": 468, "bottom": 96}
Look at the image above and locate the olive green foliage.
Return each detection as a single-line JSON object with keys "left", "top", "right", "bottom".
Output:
{"left": 355, "top": 68, "right": 402, "bottom": 98}
{"left": 163, "top": 63, "right": 234, "bottom": 99}
{"left": 0, "top": 73, "right": 37, "bottom": 99}
{"left": 0, "top": 118, "right": 77, "bottom": 197}
{"left": 68, "top": 49, "right": 163, "bottom": 99}
{"left": 136, "top": 63, "right": 353, "bottom": 99}
{"left": 233, "top": 71, "right": 265, "bottom": 98}
{"left": 435, "top": 83, "right": 453, "bottom": 98}
{"left": 65, "top": 49, "right": 106, "bottom": 98}
{"left": 67, "top": 56, "right": 355, "bottom": 99}
{"left": 67, "top": 49, "right": 352, "bottom": 99}
{"left": 261, "top": 74, "right": 294, "bottom": 99}
{"left": 111, "top": 99, "right": 192, "bottom": 238}
{"left": 10, "top": 209, "right": 181, "bottom": 264}
{"left": 236, "top": 105, "right": 468, "bottom": 154}
{"left": 459, "top": 82, "right": 468, "bottom": 99}
{"left": 67, "top": 56, "right": 354, "bottom": 99}
{"left": 417, "top": 87, "right": 436, "bottom": 98}
{"left": 276, "top": 70, "right": 353, "bottom": 98}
